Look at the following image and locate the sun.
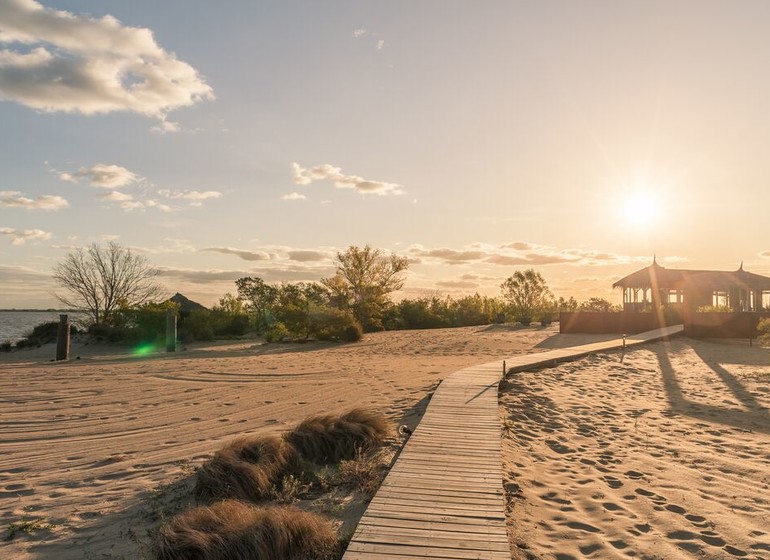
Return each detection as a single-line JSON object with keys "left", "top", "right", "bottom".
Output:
{"left": 620, "top": 189, "right": 660, "bottom": 229}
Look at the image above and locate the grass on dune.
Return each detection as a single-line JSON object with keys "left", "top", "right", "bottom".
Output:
{"left": 155, "top": 500, "right": 338, "bottom": 560}
{"left": 194, "top": 436, "right": 303, "bottom": 504}
{"left": 284, "top": 408, "right": 390, "bottom": 465}
{"left": 161, "top": 408, "right": 392, "bottom": 560}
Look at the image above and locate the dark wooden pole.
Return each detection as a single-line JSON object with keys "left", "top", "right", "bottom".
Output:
{"left": 166, "top": 310, "right": 177, "bottom": 352}
{"left": 56, "top": 314, "right": 70, "bottom": 361}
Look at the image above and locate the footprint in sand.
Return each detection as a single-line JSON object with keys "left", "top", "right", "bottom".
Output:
{"left": 602, "top": 475, "right": 623, "bottom": 489}
{"left": 624, "top": 470, "right": 645, "bottom": 480}
{"left": 665, "top": 503, "right": 687, "bottom": 514}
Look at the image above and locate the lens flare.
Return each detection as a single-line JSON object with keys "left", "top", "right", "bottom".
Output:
{"left": 133, "top": 342, "right": 156, "bottom": 356}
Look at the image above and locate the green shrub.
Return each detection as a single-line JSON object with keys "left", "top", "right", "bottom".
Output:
{"left": 184, "top": 310, "right": 215, "bottom": 341}
{"left": 14, "top": 321, "right": 80, "bottom": 348}
{"left": 265, "top": 322, "right": 290, "bottom": 343}
{"left": 758, "top": 318, "right": 770, "bottom": 347}
{"left": 696, "top": 305, "right": 734, "bottom": 312}
{"left": 310, "top": 308, "right": 363, "bottom": 342}
{"left": 87, "top": 323, "right": 130, "bottom": 343}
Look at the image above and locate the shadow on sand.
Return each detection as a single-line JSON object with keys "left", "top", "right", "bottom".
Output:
{"left": 653, "top": 338, "right": 770, "bottom": 435}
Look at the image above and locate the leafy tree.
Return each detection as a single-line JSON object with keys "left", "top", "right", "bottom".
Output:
{"left": 215, "top": 293, "right": 245, "bottom": 314}
{"left": 557, "top": 296, "right": 579, "bottom": 312}
{"left": 322, "top": 245, "right": 408, "bottom": 331}
{"left": 53, "top": 242, "right": 162, "bottom": 326}
{"left": 273, "top": 282, "right": 329, "bottom": 339}
{"left": 500, "top": 269, "right": 553, "bottom": 325}
{"left": 235, "top": 277, "right": 278, "bottom": 330}
{"left": 579, "top": 297, "right": 620, "bottom": 312}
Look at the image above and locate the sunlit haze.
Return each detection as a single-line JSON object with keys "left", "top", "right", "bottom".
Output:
{"left": 2, "top": 0, "right": 770, "bottom": 308}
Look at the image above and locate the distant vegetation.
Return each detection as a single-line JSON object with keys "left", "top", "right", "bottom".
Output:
{"left": 3, "top": 245, "right": 633, "bottom": 351}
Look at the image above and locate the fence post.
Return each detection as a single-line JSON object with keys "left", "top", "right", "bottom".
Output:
{"left": 166, "top": 310, "right": 177, "bottom": 352}
{"left": 56, "top": 314, "right": 70, "bottom": 361}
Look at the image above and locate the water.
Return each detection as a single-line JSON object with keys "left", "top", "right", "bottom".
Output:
{"left": 0, "top": 311, "right": 85, "bottom": 343}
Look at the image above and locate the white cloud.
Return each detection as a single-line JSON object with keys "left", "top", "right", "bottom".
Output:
{"left": 353, "top": 29, "right": 367, "bottom": 38}
{"left": 143, "top": 199, "right": 173, "bottom": 212}
{"left": 287, "top": 250, "right": 329, "bottom": 262}
{"left": 0, "top": 226, "right": 52, "bottom": 245}
{"left": 100, "top": 191, "right": 133, "bottom": 202}
{"left": 202, "top": 247, "right": 272, "bottom": 262}
{"left": 292, "top": 162, "right": 403, "bottom": 196}
{"left": 157, "top": 189, "right": 222, "bottom": 206}
{"left": 120, "top": 200, "right": 144, "bottom": 211}
{"left": 410, "top": 242, "right": 652, "bottom": 267}
{"left": 150, "top": 117, "right": 180, "bottom": 134}
{"left": 0, "top": 190, "right": 68, "bottom": 210}
{"left": 377, "top": 40, "right": 385, "bottom": 51}
{"left": 0, "top": 0, "right": 213, "bottom": 117}
{"left": 282, "top": 192, "right": 306, "bottom": 201}
{"left": 59, "top": 163, "right": 138, "bottom": 188}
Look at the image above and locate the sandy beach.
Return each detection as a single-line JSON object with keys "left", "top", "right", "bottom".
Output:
{"left": 3, "top": 327, "right": 769, "bottom": 559}
{"left": 501, "top": 337, "right": 770, "bottom": 560}
{"left": 0, "top": 324, "right": 554, "bottom": 559}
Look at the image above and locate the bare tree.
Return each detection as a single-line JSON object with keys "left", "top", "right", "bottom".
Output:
{"left": 53, "top": 242, "right": 163, "bottom": 325}
{"left": 322, "top": 245, "right": 408, "bottom": 331}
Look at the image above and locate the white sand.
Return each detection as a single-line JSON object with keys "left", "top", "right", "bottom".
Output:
{"left": 501, "top": 337, "right": 770, "bottom": 560}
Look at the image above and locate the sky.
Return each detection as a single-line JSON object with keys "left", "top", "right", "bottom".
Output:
{"left": 3, "top": 0, "right": 770, "bottom": 308}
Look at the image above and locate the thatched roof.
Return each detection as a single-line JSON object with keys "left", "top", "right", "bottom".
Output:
{"left": 168, "top": 293, "right": 207, "bottom": 313}
{"left": 613, "top": 261, "right": 770, "bottom": 291}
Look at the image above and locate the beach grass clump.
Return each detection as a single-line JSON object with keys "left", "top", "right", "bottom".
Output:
{"left": 335, "top": 448, "right": 389, "bottom": 497}
{"left": 194, "top": 436, "right": 303, "bottom": 503}
{"left": 155, "top": 500, "right": 337, "bottom": 560}
{"left": 284, "top": 408, "right": 390, "bottom": 465}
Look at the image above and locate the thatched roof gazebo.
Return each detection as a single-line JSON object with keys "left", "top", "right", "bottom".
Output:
{"left": 168, "top": 293, "right": 207, "bottom": 315}
{"left": 613, "top": 259, "right": 770, "bottom": 312}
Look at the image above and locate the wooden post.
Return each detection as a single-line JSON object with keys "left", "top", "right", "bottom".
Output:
{"left": 56, "top": 314, "right": 70, "bottom": 361}
{"left": 166, "top": 310, "right": 177, "bottom": 352}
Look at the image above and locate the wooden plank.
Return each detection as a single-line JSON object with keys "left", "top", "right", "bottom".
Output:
{"left": 346, "top": 542, "right": 510, "bottom": 560}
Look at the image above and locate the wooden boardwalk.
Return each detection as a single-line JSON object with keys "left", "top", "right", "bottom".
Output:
{"left": 343, "top": 325, "right": 683, "bottom": 560}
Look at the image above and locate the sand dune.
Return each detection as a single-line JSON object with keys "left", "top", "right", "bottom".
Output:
{"left": 501, "top": 337, "right": 770, "bottom": 560}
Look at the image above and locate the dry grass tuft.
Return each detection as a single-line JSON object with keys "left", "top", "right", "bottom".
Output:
{"left": 285, "top": 408, "right": 390, "bottom": 465}
{"left": 155, "top": 500, "right": 337, "bottom": 560}
{"left": 336, "top": 448, "right": 389, "bottom": 497}
{"left": 194, "top": 436, "right": 302, "bottom": 503}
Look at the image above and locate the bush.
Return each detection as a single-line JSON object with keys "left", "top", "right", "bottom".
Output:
{"left": 758, "top": 318, "right": 770, "bottom": 347}
{"left": 265, "top": 322, "right": 290, "bottom": 343}
{"left": 184, "top": 312, "right": 215, "bottom": 341}
{"left": 310, "top": 308, "right": 363, "bottom": 342}
{"left": 87, "top": 323, "right": 129, "bottom": 343}
{"left": 14, "top": 321, "right": 80, "bottom": 348}
{"left": 284, "top": 409, "right": 390, "bottom": 465}
{"left": 155, "top": 501, "right": 337, "bottom": 560}
{"left": 195, "top": 436, "right": 303, "bottom": 503}
{"left": 696, "top": 305, "right": 734, "bottom": 312}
